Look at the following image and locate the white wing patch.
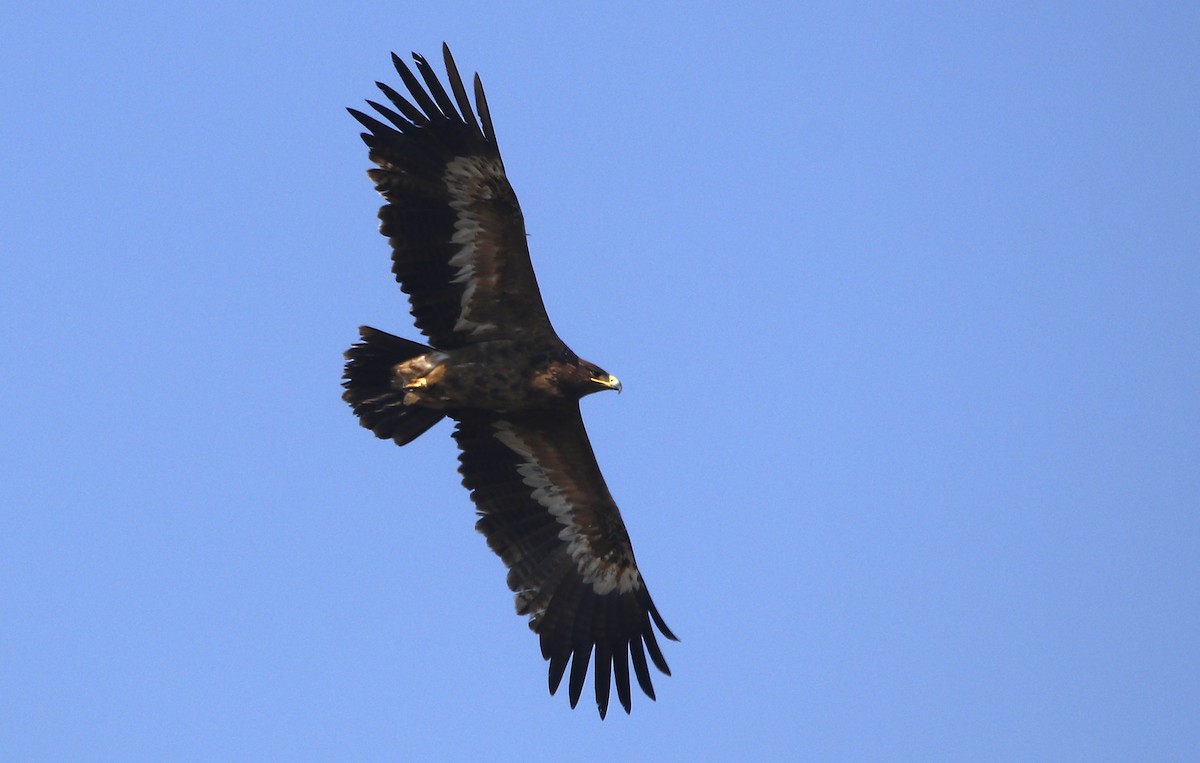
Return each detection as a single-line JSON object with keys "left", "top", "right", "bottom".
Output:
{"left": 444, "top": 155, "right": 500, "bottom": 337}
{"left": 492, "top": 420, "right": 640, "bottom": 597}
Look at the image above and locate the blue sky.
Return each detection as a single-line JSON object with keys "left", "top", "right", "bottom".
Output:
{"left": 3, "top": 2, "right": 1197, "bottom": 760}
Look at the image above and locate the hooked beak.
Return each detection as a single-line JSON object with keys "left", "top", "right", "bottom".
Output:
{"left": 591, "top": 373, "right": 622, "bottom": 393}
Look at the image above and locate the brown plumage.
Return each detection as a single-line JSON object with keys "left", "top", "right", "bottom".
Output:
{"left": 341, "top": 44, "right": 676, "bottom": 718}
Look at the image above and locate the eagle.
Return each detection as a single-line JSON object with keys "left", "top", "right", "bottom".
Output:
{"left": 341, "top": 45, "right": 676, "bottom": 718}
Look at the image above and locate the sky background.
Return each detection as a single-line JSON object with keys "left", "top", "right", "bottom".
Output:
{"left": 3, "top": 2, "right": 1198, "bottom": 760}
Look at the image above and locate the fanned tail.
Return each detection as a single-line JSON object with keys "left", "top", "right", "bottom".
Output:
{"left": 342, "top": 326, "right": 446, "bottom": 445}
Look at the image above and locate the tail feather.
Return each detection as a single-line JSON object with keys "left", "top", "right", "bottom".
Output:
{"left": 342, "top": 326, "right": 446, "bottom": 445}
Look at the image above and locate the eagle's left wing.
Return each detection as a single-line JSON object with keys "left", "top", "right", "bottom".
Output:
{"left": 452, "top": 407, "right": 676, "bottom": 718}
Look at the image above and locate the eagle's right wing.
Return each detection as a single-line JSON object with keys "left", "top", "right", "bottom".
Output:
{"left": 349, "top": 45, "right": 557, "bottom": 349}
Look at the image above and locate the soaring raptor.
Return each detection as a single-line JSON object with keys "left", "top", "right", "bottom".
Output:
{"left": 342, "top": 45, "right": 676, "bottom": 718}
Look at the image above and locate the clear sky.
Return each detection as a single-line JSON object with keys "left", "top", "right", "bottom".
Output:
{"left": 3, "top": 2, "right": 1198, "bottom": 760}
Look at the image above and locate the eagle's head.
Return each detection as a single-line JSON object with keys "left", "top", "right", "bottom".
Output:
{"left": 549, "top": 358, "right": 621, "bottom": 398}
{"left": 585, "top": 365, "right": 622, "bottom": 395}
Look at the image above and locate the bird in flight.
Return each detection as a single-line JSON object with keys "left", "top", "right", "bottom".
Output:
{"left": 342, "top": 44, "right": 676, "bottom": 718}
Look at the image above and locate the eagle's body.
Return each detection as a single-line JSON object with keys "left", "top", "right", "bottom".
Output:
{"left": 342, "top": 45, "right": 675, "bottom": 718}
{"left": 399, "top": 339, "right": 613, "bottom": 412}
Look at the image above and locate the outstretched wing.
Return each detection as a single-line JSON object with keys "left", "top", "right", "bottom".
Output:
{"left": 452, "top": 407, "right": 677, "bottom": 718}
{"left": 349, "top": 44, "right": 556, "bottom": 349}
